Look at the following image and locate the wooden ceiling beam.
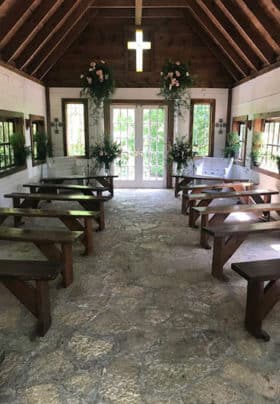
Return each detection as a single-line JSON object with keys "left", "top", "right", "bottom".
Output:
{"left": 92, "top": 0, "right": 188, "bottom": 7}
{"left": 0, "top": 0, "right": 36, "bottom": 50}
{"left": 94, "top": 8, "right": 184, "bottom": 18}
{"left": 184, "top": 11, "right": 240, "bottom": 83}
{"left": 243, "top": 0, "right": 280, "bottom": 46}
{"left": 135, "top": 0, "right": 142, "bottom": 25}
{"left": 187, "top": 1, "right": 249, "bottom": 77}
{"left": 3, "top": 0, "right": 64, "bottom": 63}
{"left": 37, "top": 9, "right": 97, "bottom": 80}
{"left": 235, "top": 0, "right": 280, "bottom": 57}
{"left": 214, "top": 0, "right": 270, "bottom": 65}
{"left": 29, "top": 1, "right": 96, "bottom": 77}
{"left": 14, "top": 0, "right": 77, "bottom": 70}
{"left": 195, "top": 0, "right": 258, "bottom": 72}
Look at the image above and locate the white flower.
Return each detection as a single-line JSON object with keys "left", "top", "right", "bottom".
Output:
{"left": 86, "top": 77, "right": 92, "bottom": 84}
{"left": 160, "top": 72, "right": 163, "bottom": 76}
{"left": 105, "top": 74, "right": 109, "bottom": 80}
{"left": 101, "top": 60, "right": 105, "bottom": 64}
{"left": 186, "top": 72, "right": 190, "bottom": 76}
{"left": 89, "top": 68, "right": 93, "bottom": 71}
{"left": 80, "top": 74, "right": 84, "bottom": 79}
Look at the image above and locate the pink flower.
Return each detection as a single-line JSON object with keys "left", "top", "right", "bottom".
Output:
{"left": 175, "top": 70, "right": 181, "bottom": 77}
{"left": 167, "top": 72, "right": 173, "bottom": 78}
{"left": 90, "top": 61, "right": 96, "bottom": 68}
{"left": 176, "top": 61, "right": 181, "bottom": 65}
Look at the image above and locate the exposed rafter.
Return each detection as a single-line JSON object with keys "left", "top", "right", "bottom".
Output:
{"left": 135, "top": 0, "right": 142, "bottom": 25}
{"left": 3, "top": 0, "right": 64, "bottom": 63}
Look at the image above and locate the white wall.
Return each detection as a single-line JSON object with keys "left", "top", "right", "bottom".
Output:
{"left": 0, "top": 65, "right": 46, "bottom": 206}
{"left": 231, "top": 67, "right": 280, "bottom": 199}
{"left": 49, "top": 87, "right": 228, "bottom": 157}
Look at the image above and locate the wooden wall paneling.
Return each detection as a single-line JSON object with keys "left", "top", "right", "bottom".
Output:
{"left": 14, "top": 0, "right": 76, "bottom": 70}
{"left": 3, "top": 0, "right": 64, "bottom": 63}
{"left": 235, "top": 0, "right": 280, "bottom": 58}
{"left": 184, "top": 11, "right": 240, "bottom": 83}
{"left": 187, "top": 0, "right": 249, "bottom": 77}
{"left": 29, "top": 1, "right": 94, "bottom": 77}
{"left": 36, "top": 9, "right": 97, "bottom": 80}
{"left": 214, "top": 0, "right": 270, "bottom": 65}
{"left": 0, "top": 0, "right": 35, "bottom": 50}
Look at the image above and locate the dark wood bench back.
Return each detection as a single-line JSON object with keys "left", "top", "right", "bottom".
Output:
{"left": 193, "top": 203, "right": 280, "bottom": 215}
{"left": 0, "top": 260, "right": 60, "bottom": 280}
{"left": 23, "top": 183, "right": 109, "bottom": 192}
{"left": 203, "top": 220, "right": 280, "bottom": 237}
{"left": 0, "top": 207, "right": 100, "bottom": 218}
{"left": 0, "top": 226, "right": 83, "bottom": 243}
{"left": 188, "top": 189, "right": 278, "bottom": 201}
{"left": 4, "top": 192, "right": 110, "bottom": 202}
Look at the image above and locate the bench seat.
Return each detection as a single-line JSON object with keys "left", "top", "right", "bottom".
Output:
{"left": 232, "top": 259, "right": 280, "bottom": 341}
{"left": 0, "top": 260, "right": 60, "bottom": 336}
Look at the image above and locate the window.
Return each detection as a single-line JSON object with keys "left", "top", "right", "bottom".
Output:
{"left": 232, "top": 116, "right": 248, "bottom": 164}
{"left": 62, "top": 99, "right": 88, "bottom": 157}
{"left": 190, "top": 99, "right": 215, "bottom": 157}
{"left": 261, "top": 118, "right": 280, "bottom": 173}
{"left": 30, "top": 115, "right": 46, "bottom": 165}
{"left": 0, "top": 110, "right": 24, "bottom": 174}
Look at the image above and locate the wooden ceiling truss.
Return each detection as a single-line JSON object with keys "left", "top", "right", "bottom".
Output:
{"left": 0, "top": 0, "right": 279, "bottom": 87}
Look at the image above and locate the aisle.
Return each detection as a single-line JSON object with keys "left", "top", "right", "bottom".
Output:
{"left": 0, "top": 189, "right": 280, "bottom": 403}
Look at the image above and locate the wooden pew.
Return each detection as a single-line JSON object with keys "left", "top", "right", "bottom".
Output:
{"left": 188, "top": 189, "right": 278, "bottom": 227}
{"left": 5, "top": 193, "right": 110, "bottom": 231}
{"left": 231, "top": 259, "right": 280, "bottom": 342}
{"left": 23, "top": 183, "right": 110, "bottom": 197}
{"left": 172, "top": 174, "right": 249, "bottom": 197}
{"left": 0, "top": 208, "right": 99, "bottom": 255}
{"left": 0, "top": 226, "right": 82, "bottom": 287}
{"left": 194, "top": 203, "right": 280, "bottom": 249}
{"left": 181, "top": 181, "right": 254, "bottom": 214}
{"left": 40, "top": 175, "right": 118, "bottom": 197}
{"left": 203, "top": 221, "right": 280, "bottom": 282}
{"left": 0, "top": 260, "right": 60, "bottom": 336}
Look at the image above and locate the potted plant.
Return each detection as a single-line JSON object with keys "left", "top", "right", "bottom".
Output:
{"left": 272, "top": 154, "right": 280, "bottom": 173}
{"left": 224, "top": 131, "right": 240, "bottom": 158}
{"left": 10, "top": 133, "right": 30, "bottom": 167}
{"left": 167, "top": 137, "right": 194, "bottom": 174}
{"left": 251, "top": 131, "right": 264, "bottom": 167}
{"left": 90, "top": 137, "right": 121, "bottom": 174}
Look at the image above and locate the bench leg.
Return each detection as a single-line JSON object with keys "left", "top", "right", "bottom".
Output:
{"left": 61, "top": 243, "right": 73, "bottom": 287}
{"left": 212, "top": 237, "right": 228, "bottom": 281}
{"left": 245, "top": 280, "right": 270, "bottom": 341}
{"left": 200, "top": 215, "right": 211, "bottom": 249}
{"left": 84, "top": 217, "right": 94, "bottom": 255}
{"left": 36, "top": 280, "right": 51, "bottom": 337}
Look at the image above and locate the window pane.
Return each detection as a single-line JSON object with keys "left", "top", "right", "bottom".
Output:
{"left": 192, "top": 104, "right": 211, "bottom": 156}
{"left": 66, "top": 103, "right": 86, "bottom": 156}
{"left": 261, "top": 119, "right": 280, "bottom": 173}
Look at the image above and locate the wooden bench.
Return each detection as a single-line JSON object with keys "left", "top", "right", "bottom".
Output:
{"left": 203, "top": 221, "right": 280, "bottom": 282}
{"left": 0, "top": 207, "right": 99, "bottom": 255}
{"left": 23, "top": 183, "right": 110, "bottom": 197}
{"left": 0, "top": 226, "right": 82, "bottom": 287}
{"left": 40, "top": 175, "right": 118, "bottom": 197}
{"left": 188, "top": 189, "right": 278, "bottom": 227}
{"left": 232, "top": 259, "right": 280, "bottom": 341}
{"left": 172, "top": 174, "right": 249, "bottom": 197}
{"left": 0, "top": 260, "right": 60, "bottom": 336}
{"left": 5, "top": 192, "right": 110, "bottom": 231}
{"left": 194, "top": 203, "right": 280, "bottom": 249}
{"left": 181, "top": 181, "right": 254, "bottom": 214}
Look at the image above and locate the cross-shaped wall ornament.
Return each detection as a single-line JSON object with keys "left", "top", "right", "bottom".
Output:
{"left": 51, "top": 117, "right": 63, "bottom": 134}
{"left": 127, "top": 29, "right": 151, "bottom": 72}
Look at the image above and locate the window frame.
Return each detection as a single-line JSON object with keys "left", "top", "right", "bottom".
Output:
{"left": 29, "top": 114, "right": 46, "bottom": 166}
{"left": 0, "top": 109, "right": 25, "bottom": 177}
{"left": 189, "top": 99, "right": 216, "bottom": 157}
{"left": 62, "top": 98, "right": 89, "bottom": 158}
{"left": 232, "top": 115, "right": 248, "bottom": 166}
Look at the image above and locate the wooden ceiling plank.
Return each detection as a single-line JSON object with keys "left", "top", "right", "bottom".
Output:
{"left": 95, "top": 8, "right": 184, "bottom": 18}
{"left": 37, "top": 9, "right": 97, "bottom": 80}
{"left": 30, "top": 1, "right": 96, "bottom": 76}
{"left": 135, "top": 0, "right": 142, "bottom": 25}
{"left": 0, "top": 0, "right": 36, "bottom": 50}
{"left": 195, "top": 0, "right": 257, "bottom": 72}
{"left": 3, "top": 0, "right": 64, "bottom": 63}
{"left": 14, "top": 0, "right": 76, "bottom": 70}
{"left": 184, "top": 10, "right": 240, "bottom": 82}
{"left": 187, "top": 1, "right": 248, "bottom": 77}
{"left": 235, "top": 0, "right": 280, "bottom": 56}
{"left": 214, "top": 0, "right": 270, "bottom": 65}
{"left": 260, "top": 0, "right": 280, "bottom": 24}
{"left": 92, "top": 0, "right": 188, "bottom": 7}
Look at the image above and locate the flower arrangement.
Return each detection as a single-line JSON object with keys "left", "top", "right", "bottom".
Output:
{"left": 167, "top": 137, "right": 194, "bottom": 172}
{"left": 159, "top": 60, "right": 193, "bottom": 116}
{"left": 80, "top": 59, "right": 114, "bottom": 121}
{"left": 90, "top": 137, "right": 121, "bottom": 172}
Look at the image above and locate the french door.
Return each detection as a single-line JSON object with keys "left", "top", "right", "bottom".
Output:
{"left": 110, "top": 104, "right": 167, "bottom": 188}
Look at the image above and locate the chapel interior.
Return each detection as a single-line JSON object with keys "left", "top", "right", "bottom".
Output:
{"left": 0, "top": 1, "right": 280, "bottom": 403}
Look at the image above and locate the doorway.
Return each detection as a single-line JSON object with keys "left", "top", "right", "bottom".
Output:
{"left": 110, "top": 103, "right": 167, "bottom": 188}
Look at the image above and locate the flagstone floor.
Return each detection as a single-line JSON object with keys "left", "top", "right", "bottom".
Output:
{"left": 0, "top": 189, "right": 280, "bottom": 403}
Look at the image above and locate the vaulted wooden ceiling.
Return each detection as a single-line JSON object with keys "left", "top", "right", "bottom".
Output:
{"left": 0, "top": 0, "right": 279, "bottom": 88}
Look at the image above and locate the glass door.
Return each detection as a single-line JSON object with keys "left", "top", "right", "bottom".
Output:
{"left": 111, "top": 104, "right": 167, "bottom": 188}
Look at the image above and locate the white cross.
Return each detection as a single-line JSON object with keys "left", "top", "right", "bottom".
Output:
{"left": 127, "top": 29, "right": 151, "bottom": 72}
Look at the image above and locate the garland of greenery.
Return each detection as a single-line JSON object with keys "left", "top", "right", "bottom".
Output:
{"left": 80, "top": 59, "right": 114, "bottom": 121}
{"left": 159, "top": 60, "right": 193, "bottom": 116}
